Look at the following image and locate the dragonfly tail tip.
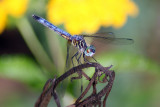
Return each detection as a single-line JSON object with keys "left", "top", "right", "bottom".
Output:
{"left": 32, "top": 14, "right": 35, "bottom": 17}
{"left": 32, "top": 14, "right": 40, "bottom": 20}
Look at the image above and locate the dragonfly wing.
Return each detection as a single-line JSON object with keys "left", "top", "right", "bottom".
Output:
{"left": 65, "top": 42, "right": 79, "bottom": 70}
{"left": 57, "top": 42, "right": 79, "bottom": 97}
{"left": 82, "top": 32, "right": 115, "bottom": 38}
{"left": 82, "top": 32, "right": 134, "bottom": 45}
{"left": 64, "top": 42, "right": 84, "bottom": 96}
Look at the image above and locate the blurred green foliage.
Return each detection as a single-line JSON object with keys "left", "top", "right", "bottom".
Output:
{"left": 0, "top": 55, "right": 47, "bottom": 90}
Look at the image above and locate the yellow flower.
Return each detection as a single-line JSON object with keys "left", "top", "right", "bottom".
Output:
{"left": 0, "top": 0, "right": 28, "bottom": 34}
{"left": 47, "top": 0, "right": 138, "bottom": 35}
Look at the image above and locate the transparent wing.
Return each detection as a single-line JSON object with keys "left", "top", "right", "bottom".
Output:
{"left": 65, "top": 42, "right": 84, "bottom": 96}
{"left": 81, "top": 32, "right": 134, "bottom": 45}
{"left": 57, "top": 42, "right": 79, "bottom": 97}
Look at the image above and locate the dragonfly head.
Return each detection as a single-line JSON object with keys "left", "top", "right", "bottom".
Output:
{"left": 84, "top": 45, "right": 95, "bottom": 57}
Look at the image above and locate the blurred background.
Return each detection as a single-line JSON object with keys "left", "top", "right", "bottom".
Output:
{"left": 0, "top": 0, "right": 160, "bottom": 107}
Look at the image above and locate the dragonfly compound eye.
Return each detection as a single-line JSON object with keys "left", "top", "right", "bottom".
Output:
{"left": 90, "top": 45, "right": 96, "bottom": 53}
{"left": 91, "top": 48, "right": 95, "bottom": 53}
{"left": 84, "top": 45, "right": 95, "bottom": 57}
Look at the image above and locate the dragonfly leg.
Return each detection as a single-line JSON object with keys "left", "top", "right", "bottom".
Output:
{"left": 92, "top": 56, "right": 98, "bottom": 62}
{"left": 71, "top": 51, "right": 79, "bottom": 67}
{"left": 75, "top": 55, "right": 79, "bottom": 64}
{"left": 77, "top": 53, "right": 82, "bottom": 64}
{"left": 83, "top": 53, "right": 86, "bottom": 62}
{"left": 83, "top": 53, "right": 91, "bottom": 64}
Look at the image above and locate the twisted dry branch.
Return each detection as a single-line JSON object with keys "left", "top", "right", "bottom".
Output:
{"left": 35, "top": 62, "right": 115, "bottom": 107}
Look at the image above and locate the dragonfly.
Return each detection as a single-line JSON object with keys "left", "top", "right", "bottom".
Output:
{"left": 32, "top": 14, "right": 134, "bottom": 66}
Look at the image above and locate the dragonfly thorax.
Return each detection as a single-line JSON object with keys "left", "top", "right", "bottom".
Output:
{"left": 84, "top": 45, "right": 96, "bottom": 57}
{"left": 71, "top": 35, "right": 96, "bottom": 57}
{"left": 71, "top": 35, "right": 88, "bottom": 53}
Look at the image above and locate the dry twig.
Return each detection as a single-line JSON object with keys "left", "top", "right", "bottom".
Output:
{"left": 35, "top": 62, "right": 115, "bottom": 107}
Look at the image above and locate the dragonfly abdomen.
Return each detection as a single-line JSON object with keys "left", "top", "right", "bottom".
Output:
{"left": 32, "top": 15, "right": 72, "bottom": 40}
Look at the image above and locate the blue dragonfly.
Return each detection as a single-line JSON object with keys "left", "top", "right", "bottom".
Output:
{"left": 32, "top": 15, "right": 133, "bottom": 67}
